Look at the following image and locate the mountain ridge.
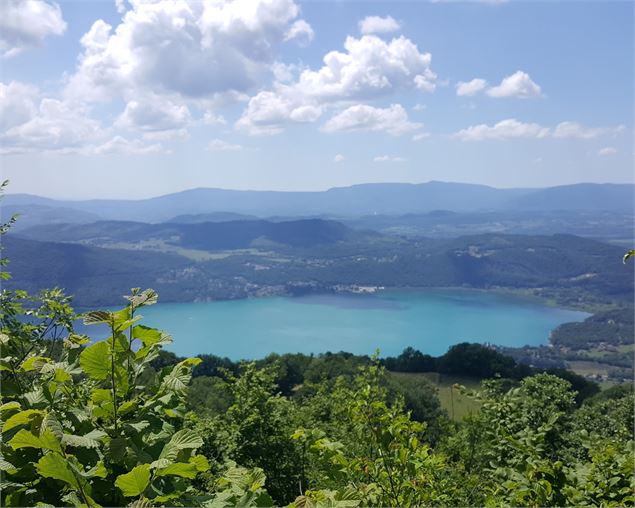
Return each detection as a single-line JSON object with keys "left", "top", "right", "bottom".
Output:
{"left": 4, "top": 182, "right": 633, "bottom": 224}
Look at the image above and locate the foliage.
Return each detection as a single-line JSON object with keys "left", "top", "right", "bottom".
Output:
{"left": 194, "top": 363, "right": 303, "bottom": 505}
{"left": 0, "top": 288, "right": 210, "bottom": 507}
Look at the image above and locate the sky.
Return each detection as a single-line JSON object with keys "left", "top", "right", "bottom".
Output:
{"left": 0, "top": 0, "right": 633, "bottom": 199}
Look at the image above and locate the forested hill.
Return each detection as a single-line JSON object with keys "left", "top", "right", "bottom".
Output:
{"left": 3, "top": 231, "right": 632, "bottom": 308}
{"left": 16, "top": 218, "right": 366, "bottom": 250}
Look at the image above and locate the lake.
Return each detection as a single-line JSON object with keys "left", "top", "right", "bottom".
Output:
{"left": 102, "top": 289, "right": 589, "bottom": 360}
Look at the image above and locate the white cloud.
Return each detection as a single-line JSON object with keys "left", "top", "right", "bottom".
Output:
{"left": 374, "top": 155, "right": 407, "bottom": 163}
{"left": 412, "top": 132, "right": 431, "bottom": 141}
{"left": 453, "top": 118, "right": 550, "bottom": 141}
{"left": 207, "top": 138, "right": 243, "bottom": 151}
{"left": 0, "top": 81, "right": 39, "bottom": 131}
{"left": 413, "top": 103, "right": 427, "bottom": 111}
{"left": 553, "top": 121, "right": 624, "bottom": 139}
{"left": 456, "top": 78, "right": 488, "bottom": 96}
{"left": 358, "top": 15, "right": 400, "bottom": 35}
{"left": 322, "top": 104, "right": 422, "bottom": 136}
{"left": 272, "top": 61, "right": 300, "bottom": 83}
{"left": 236, "top": 33, "right": 437, "bottom": 135}
{"left": 90, "top": 136, "right": 163, "bottom": 156}
{"left": 454, "top": 118, "right": 625, "bottom": 142}
{"left": 598, "top": 147, "right": 617, "bottom": 156}
{"left": 115, "top": 96, "right": 191, "bottom": 135}
{"left": 287, "top": 35, "right": 437, "bottom": 101}
{"left": 486, "top": 71, "right": 542, "bottom": 98}
{"left": 1, "top": 98, "right": 104, "bottom": 153}
{"left": 115, "top": 0, "right": 127, "bottom": 14}
{"left": 236, "top": 91, "right": 322, "bottom": 135}
{"left": 334, "top": 153, "right": 345, "bottom": 163}
{"left": 284, "top": 19, "right": 314, "bottom": 46}
{"left": 0, "top": 0, "right": 66, "bottom": 58}
{"left": 65, "top": 0, "right": 308, "bottom": 102}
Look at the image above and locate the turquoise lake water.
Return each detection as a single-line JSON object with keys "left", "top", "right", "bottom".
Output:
{"left": 103, "top": 289, "right": 589, "bottom": 360}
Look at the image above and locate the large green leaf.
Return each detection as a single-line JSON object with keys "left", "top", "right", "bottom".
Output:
{"left": 132, "top": 326, "right": 168, "bottom": 347}
{"left": 2, "top": 409, "right": 44, "bottom": 432}
{"left": 20, "top": 356, "right": 51, "bottom": 372}
{"left": 80, "top": 341, "right": 111, "bottom": 380}
{"left": 189, "top": 454, "right": 210, "bottom": 472}
{"left": 157, "top": 429, "right": 204, "bottom": 465}
{"left": 8, "top": 429, "right": 61, "bottom": 453}
{"left": 36, "top": 453, "right": 80, "bottom": 490}
{"left": 156, "top": 462, "right": 198, "bottom": 479}
{"left": 62, "top": 430, "right": 106, "bottom": 449}
{"left": 115, "top": 464, "right": 151, "bottom": 497}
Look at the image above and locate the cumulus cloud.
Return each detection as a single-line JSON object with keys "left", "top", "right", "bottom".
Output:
{"left": 0, "top": 81, "right": 39, "bottom": 131}
{"left": 413, "top": 103, "right": 427, "bottom": 111}
{"left": 454, "top": 119, "right": 551, "bottom": 141}
{"left": 487, "top": 71, "right": 542, "bottom": 98}
{"left": 236, "top": 91, "right": 322, "bottom": 135}
{"left": 65, "top": 0, "right": 309, "bottom": 102}
{"left": 454, "top": 118, "right": 625, "bottom": 141}
{"left": 207, "top": 138, "right": 243, "bottom": 151}
{"left": 281, "top": 35, "right": 437, "bottom": 101}
{"left": 456, "top": 78, "right": 488, "bottom": 97}
{"left": 1, "top": 98, "right": 104, "bottom": 153}
{"left": 115, "top": 0, "right": 127, "bottom": 14}
{"left": 552, "top": 121, "right": 624, "bottom": 139}
{"left": 237, "top": 34, "right": 437, "bottom": 135}
{"left": 358, "top": 15, "right": 400, "bottom": 35}
{"left": 115, "top": 96, "right": 191, "bottom": 136}
{"left": 597, "top": 147, "right": 617, "bottom": 156}
{"left": 0, "top": 0, "right": 67, "bottom": 58}
{"left": 284, "top": 19, "right": 314, "bottom": 46}
{"left": 322, "top": 104, "right": 422, "bottom": 136}
{"left": 333, "top": 153, "right": 345, "bottom": 163}
{"left": 374, "top": 155, "right": 407, "bottom": 162}
{"left": 455, "top": 71, "right": 541, "bottom": 98}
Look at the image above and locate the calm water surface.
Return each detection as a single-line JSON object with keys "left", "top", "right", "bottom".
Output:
{"left": 101, "top": 289, "right": 589, "bottom": 359}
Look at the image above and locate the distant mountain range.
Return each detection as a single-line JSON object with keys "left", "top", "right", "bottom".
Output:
{"left": 4, "top": 182, "right": 633, "bottom": 226}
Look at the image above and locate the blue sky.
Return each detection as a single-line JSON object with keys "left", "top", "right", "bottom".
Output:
{"left": 0, "top": 0, "right": 632, "bottom": 199}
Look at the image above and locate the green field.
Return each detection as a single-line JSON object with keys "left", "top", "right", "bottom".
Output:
{"left": 390, "top": 371, "right": 483, "bottom": 421}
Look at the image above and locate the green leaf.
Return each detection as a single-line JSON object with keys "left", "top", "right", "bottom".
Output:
{"left": 84, "top": 461, "right": 108, "bottom": 479}
{"left": 189, "top": 455, "right": 210, "bottom": 472}
{"left": 8, "top": 429, "right": 45, "bottom": 450}
{"left": 62, "top": 430, "right": 106, "bottom": 449}
{"left": 2, "top": 409, "right": 44, "bottom": 432}
{"left": 83, "top": 311, "right": 112, "bottom": 325}
{"left": 0, "top": 402, "right": 21, "bottom": 413}
{"left": 20, "top": 356, "right": 51, "bottom": 372}
{"left": 156, "top": 462, "right": 198, "bottom": 479}
{"left": 125, "top": 289, "right": 158, "bottom": 309}
{"left": 115, "top": 464, "right": 151, "bottom": 497}
{"left": 80, "top": 341, "right": 111, "bottom": 380}
{"left": 36, "top": 453, "right": 81, "bottom": 490}
{"left": 132, "top": 326, "right": 168, "bottom": 347}
{"left": 157, "top": 429, "right": 204, "bottom": 466}
{"left": 0, "top": 457, "right": 16, "bottom": 471}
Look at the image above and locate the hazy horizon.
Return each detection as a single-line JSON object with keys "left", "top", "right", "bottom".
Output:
{"left": 6, "top": 178, "right": 635, "bottom": 202}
